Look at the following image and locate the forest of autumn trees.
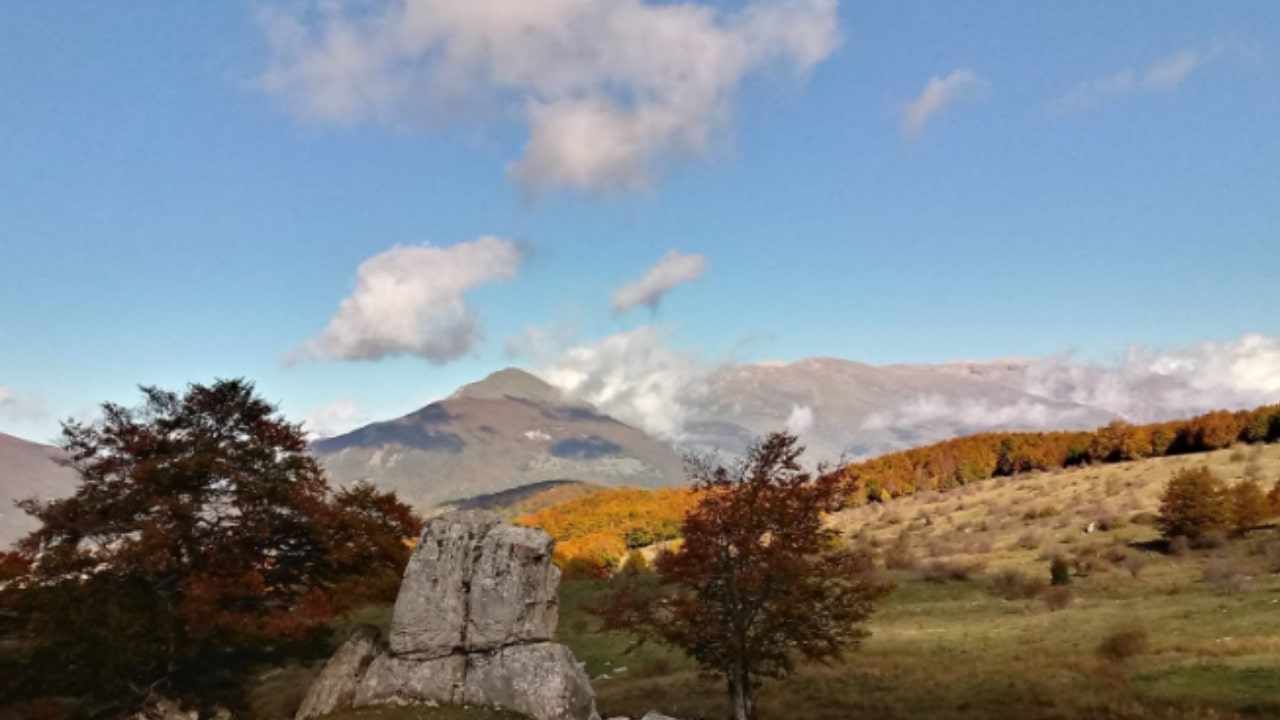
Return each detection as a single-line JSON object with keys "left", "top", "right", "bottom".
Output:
{"left": 525, "top": 403, "right": 1280, "bottom": 570}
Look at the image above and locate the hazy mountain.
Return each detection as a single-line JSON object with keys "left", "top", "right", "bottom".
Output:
{"left": 0, "top": 432, "right": 78, "bottom": 548}
{"left": 313, "top": 368, "right": 686, "bottom": 510}
{"left": 682, "top": 358, "right": 1116, "bottom": 462}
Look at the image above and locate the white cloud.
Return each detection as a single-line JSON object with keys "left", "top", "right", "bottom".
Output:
{"left": 0, "top": 386, "right": 48, "bottom": 424}
{"left": 901, "top": 68, "right": 986, "bottom": 139}
{"left": 863, "top": 396, "right": 1098, "bottom": 432}
{"left": 1020, "top": 334, "right": 1280, "bottom": 422}
{"left": 1052, "top": 38, "right": 1256, "bottom": 114}
{"left": 612, "top": 250, "right": 706, "bottom": 314}
{"left": 785, "top": 404, "right": 814, "bottom": 434}
{"left": 537, "top": 326, "right": 711, "bottom": 440}
{"left": 290, "top": 236, "right": 522, "bottom": 364}
{"left": 864, "top": 333, "right": 1280, "bottom": 434}
{"left": 305, "top": 399, "right": 370, "bottom": 439}
{"left": 257, "top": 0, "right": 840, "bottom": 195}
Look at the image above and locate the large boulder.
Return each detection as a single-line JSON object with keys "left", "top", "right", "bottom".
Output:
{"left": 295, "top": 626, "right": 381, "bottom": 720}
{"left": 299, "top": 511, "right": 597, "bottom": 720}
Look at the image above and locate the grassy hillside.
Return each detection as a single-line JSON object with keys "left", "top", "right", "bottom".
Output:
{"left": 566, "top": 443, "right": 1280, "bottom": 720}
{"left": 255, "top": 445, "right": 1280, "bottom": 720}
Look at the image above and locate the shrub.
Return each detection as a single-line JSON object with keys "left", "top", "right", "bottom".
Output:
{"left": 1049, "top": 556, "right": 1071, "bottom": 586}
{"left": 1071, "top": 546, "right": 1110, "bottom": 576}
{"left": 1168, "top": 535, "right": 1191, "bottom": 556}
{"left": 1042, "top": 586, "right": 1073, "bottom": 611}
{"left": 883, "top": 531, "right": 915, "bottom": 570}
{"left": 1190, "top": 530, "right": 1229, "bottom": 550}
{"left": 1229, "top": 479, "right": 1271, "bottom": 536}
{"left": 1022, "top": 505, "right": 1059, "bottom": 522}
{"left": 1123, "top": 553, "right": 1149, "bottom": 578}
{"left": 1096, "top": 627, "right": 1149, "bottom": 663}
{"left": 1015, "top": 532, "right": 1041, "bottom": 551}
{"left": 919, "top": 559, "right": 984, "bottom": 583}
{"left": 990, "top": 568, "right": 1044, "bottom": 600}
{"left": 1203, "top": 559, "right": 1249, "bottom": 594}
{"left": 1158, "top": 467, "right": 1230, "bottom": 540}
{"left": 1104, "top": 545, "right": 1129, "bottom": 565}
{"left": 1229, "top": 447, "right": 1249, "bottom": 464}
{"left": 1130, "top": 511, "right": 1159, "bottom": 527}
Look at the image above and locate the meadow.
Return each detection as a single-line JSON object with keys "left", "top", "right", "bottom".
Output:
{"left": 257, "top": 443, "right": 1280, "bottom": 720}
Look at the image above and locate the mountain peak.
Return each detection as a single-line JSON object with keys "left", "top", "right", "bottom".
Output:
{"left": 450, "top": 367, "right": 565, "bottom": 405}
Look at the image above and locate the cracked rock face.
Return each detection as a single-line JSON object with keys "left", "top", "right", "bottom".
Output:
{"left": 296, "top": 511, "right": 595, "bottom": 720}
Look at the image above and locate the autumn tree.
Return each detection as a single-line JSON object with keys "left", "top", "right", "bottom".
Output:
{"left": 1229, "top": 479, "right": 1272, "bottom": 536}
{"left": 0, "top": 379, "right": 419, "bottom": 712}
{"left": 597, "top": 433, "right": 891, "bottom": 720}
{"left": 1157, "top": 466, "right": 1229, "bottom": 541}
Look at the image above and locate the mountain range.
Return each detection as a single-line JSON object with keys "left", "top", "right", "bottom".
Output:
{"left": 0, "top": 357, "right": 1125, "bottom": 545}
{"left": 0, "top": 432, "right": 78, "bottom": 547}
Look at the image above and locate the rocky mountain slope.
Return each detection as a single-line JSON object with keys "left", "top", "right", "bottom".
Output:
{"left": 0, "top": 432, "right": 78, "bottom": 547}
{"left": 313, "top": 368, "right": 686, "bottom": 510}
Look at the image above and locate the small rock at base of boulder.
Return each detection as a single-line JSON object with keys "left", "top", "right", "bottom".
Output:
{"left": 462, "top": 643, "right": 595, "bottom": 720}
{"left": 353, "top": 653, "right": 466, "bottom": 707}
{"left": 295, "top": 625, "right": 381, "bottom": 720}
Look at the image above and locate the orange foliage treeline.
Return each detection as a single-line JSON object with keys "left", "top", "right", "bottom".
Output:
{"left": 518, "top": 487, "right": 698, "bottom": 575}
{"left": 523, "top": 404, "right": 1280, "bottom": 572}
{"left": 834, "top": 404, "right": 1280, "bottom": 502}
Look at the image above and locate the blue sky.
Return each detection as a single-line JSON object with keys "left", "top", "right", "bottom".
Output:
{"left": 1, "top": 1, "right": 1278, "bottom": 443}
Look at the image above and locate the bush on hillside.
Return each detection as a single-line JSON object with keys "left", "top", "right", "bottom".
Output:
{"left": 919, "top": 559, "right": 984, "bottom": 583}
{"left": 1229, "top": 479, "right": 1272, "bottom": 536}
{"left": 1158, "top": 467, "right": 1230, "bottom": 540}
{"left": 1049, "top": 556, "right": 1071, "bottom": 586}
{"left": 1042, "top": 586, "right": 1073, "bottom": 611}
{"left": 1203, "top": 559, "right": 1249, "bottom": 594}
{"left": 989, "top": 569, "right": 1043, "bottom": 600}
{"left": 1096, "top": 628, "right": 1149, "bottom": 663}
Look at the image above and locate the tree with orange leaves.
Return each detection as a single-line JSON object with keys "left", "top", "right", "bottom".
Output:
{"left": 0, "top": 379, "right": 419, "bottom": 712}
{"left": 597, "top": 433, "right": 891, "bottom": 720}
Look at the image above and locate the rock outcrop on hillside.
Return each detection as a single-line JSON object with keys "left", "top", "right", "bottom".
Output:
{"left": 296, "top": 511, "right": 597, "bottom": 720}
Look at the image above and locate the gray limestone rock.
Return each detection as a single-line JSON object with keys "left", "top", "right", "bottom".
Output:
{"left": 295, "top": 625, "right": 381, "bottom": 720}
{"left": 296, "top": 512, "right": 596, "bottom": 720}
{"left": 389, "top": 510, "right": 500, "bottom": 658}
{"left": 463, "top": 643, "right": 596, "bottom": 720}
{"left": 352, "top": 653, "right": 467, "bottom": 707}
{"left": 466, "top": 524, "right": 561, "bottom": 651}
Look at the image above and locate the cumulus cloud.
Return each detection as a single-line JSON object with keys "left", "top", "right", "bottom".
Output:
{"left": 785, "top": 404, "right": 815, "bottom": 434}
{"left": 257, "top": 0, "right": 840, "bottom": 195}
{"left": 304, "top": 399, "right": 370, "bottom": 439}
{"left": 536, "top": 326, "right": 711, "bottom": 440}
{"left": 901, "top": 68, "right": 986, "bottom": 138}
{"left": 612, "top": 250, "right": 706, "bottom": 314}
{"left": 291, "top": 236, "right": 522, "bottom": 364}
{"left": 1052, "top": 38, "right": 1257, "bottom": 114}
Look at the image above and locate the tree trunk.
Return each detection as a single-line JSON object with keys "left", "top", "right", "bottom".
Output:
{"left": 729, "top": 669, "right": 750, "bottom": 720}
